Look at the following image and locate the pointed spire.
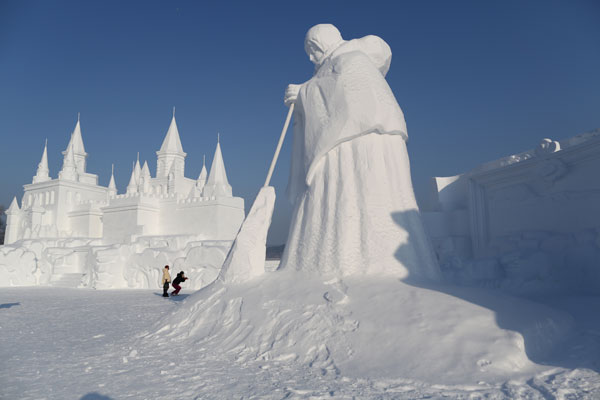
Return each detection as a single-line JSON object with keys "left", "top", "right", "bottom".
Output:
{"left": 69, "top": 115, "right": 86, "bottom": 155}
{"left": 197, "top": 154, "right": 208, "bottom": 192}
{"left": 59, "top": 141, "right": 78, "bottom": 181}
{"left": 159, "top": 113, "right": 184, "bottom": 154}
{"left": 63, "top": 115, "right": 87, "bottom": 174}
{"left": 142, "top": 161, "right": 151, "bottom": 178}
{"left": 126, "top": 161, "right": 138, "bottom": 194}
{"left": 7, "top": 196, "right": 20, "bottom": 213}
{"left": 134, "top": 155, "right": 142, "bottom": 182}
{"left": 203, "top": 139, "right": 232, "bottom": 197}
{"left": 108, "top": 163, "right": 117, "bottom": 194}
{"left": 139, "top": 161, "right": 151, "bottom": 194}
{"left": 33, "top": 139, "right": 50, "bottom": 183}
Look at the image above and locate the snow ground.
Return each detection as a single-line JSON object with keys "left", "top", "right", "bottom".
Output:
{"left": 1, "top": 286, "right": 599, "bottom": 399}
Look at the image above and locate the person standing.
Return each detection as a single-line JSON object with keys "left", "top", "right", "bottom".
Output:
{"left": 161, "top": 265, "right": 171, "bottom": 297}
{"left": 171, "top": 271, "right": 188, "bottom": 296}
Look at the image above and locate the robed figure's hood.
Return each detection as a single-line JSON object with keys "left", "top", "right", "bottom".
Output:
{"left": 287, "top": 35, "right": 408, "bottom": 203}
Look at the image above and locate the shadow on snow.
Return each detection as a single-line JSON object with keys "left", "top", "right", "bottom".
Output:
{"left": 392, "top": 209, "right": 600, "bottom": 374}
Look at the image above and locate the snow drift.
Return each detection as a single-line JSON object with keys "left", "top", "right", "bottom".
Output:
{"left": 143, "top": 270, "right": 572, "bottom": 384}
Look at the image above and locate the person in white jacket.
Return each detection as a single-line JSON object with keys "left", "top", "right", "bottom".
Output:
{"left": 161, "top": 265, "right": 171, "bottom": 297}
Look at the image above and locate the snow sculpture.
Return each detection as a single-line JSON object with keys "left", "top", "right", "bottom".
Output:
{"left": 421, "top": 129, "right": 600, "bottom": 293}
{"left": 281, "top": 24, "right": 440, "bottom": 280}
{"left": 2, "top": 111, "right": 245, "bottom": 288}
{"left": 4, "top": 112, "right": 243, "bottom": 245}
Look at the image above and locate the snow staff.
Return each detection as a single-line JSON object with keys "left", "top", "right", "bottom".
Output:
{"left": 171, "top": 271, "right": 188, "bottom": 296}
{"left": 161, "top": 265, "right": 171, "bottom": 297}
{"left": 281, "top": 24, "right": 440, "bottom": 280}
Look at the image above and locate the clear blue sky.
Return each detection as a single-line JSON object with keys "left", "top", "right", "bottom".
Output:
{"left": 1, "top": 0, "right": 599, "bottom": 244}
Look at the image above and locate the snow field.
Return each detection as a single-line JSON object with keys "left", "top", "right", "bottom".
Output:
{"left": 1, "top": 287, "right": 599, "bottom": 398}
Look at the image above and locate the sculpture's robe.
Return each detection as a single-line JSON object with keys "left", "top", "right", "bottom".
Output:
{"left": 281, "top": 36, "right": 441, "bottom": 280}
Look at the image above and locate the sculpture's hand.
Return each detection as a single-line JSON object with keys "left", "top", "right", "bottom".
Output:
{"left": 284, "top": 84, "right": 301, "bottom": 107}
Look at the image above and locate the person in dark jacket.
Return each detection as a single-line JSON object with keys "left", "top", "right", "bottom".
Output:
{"left": 171, "top": 271, "right": 188, "bottom": 296}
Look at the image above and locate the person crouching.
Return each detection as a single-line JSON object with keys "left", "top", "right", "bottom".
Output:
{"left": 162, "top": 265, "right": 171, "bottom": 297}
{"left": 171, "top": 271, "right": 188, "bottom": 296}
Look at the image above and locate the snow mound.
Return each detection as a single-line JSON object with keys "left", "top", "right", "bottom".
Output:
{"left": 144, "top": 270, "right": 573, "bottom": 384}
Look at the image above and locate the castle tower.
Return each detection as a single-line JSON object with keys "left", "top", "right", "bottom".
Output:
{"left": 108, "top": 164, "right": 117, "bottom": 198}
{"left": 32, "top": 139, "right": 50, "bottom": 184}
{"left": 139, "top": 161, "right": 151, "bottom": 194}
{"left": 59, "top": 141, "right": 79, "bottom": 181}
{"left": 156, "top": 109, "right": 186, "bottom": 178}
{"left": 62, "top": 114, "right": 87, "bottom": 174}
{"left": 4, "top": 197, "right": 22, "bottom": 244}
{"left": 197, "top": 154, "right": 208, "bottom": 192}
{"left": 126, "top": 162, "right": 138, "bottom": 195}
{"left": 202, "top": 136, "right": 232, "bottom": 197}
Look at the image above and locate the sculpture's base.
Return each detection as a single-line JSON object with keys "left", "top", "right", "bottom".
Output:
{"left": 145, "top": 269, "right": 572, "bottom": 385}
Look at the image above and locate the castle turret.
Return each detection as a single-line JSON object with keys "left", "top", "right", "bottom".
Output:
{"left": 62, "top": 114, "right": 87, "bottom": 174}
{"left": 140, "top": 161, "right": 151, "bottom": 194}
{"left": 156, "top": 108, "right": 186, "bottom": 178}
{"left": 197, "top": 154, "right": 208, "bottom": 192}
{"left": 32, "top": 139, "right": 50, "bottom": 183}
{"left": 4, "top": 197, "right": 22, "bottom": 244}
{"left": 134, "top": 153, "right": 142, "bottom": 182}
{"left": 108, "top": 164, "right": 117, "bottom": 197}
{"left": 202, "top": 135, "right": 232, "bottom": 197}
{"left": 59, "top": 141, "right": 79, "bottom": 181}
{"left": 126, "top": 162, "right": 138, "bottom": 195}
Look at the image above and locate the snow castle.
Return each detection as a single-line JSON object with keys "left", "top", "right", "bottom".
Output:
{"left": 4, "top": 113, "right": 245, "bottom": 245}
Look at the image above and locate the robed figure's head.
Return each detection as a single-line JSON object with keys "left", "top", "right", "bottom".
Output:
{"left": 304, "top": 24, "right": 344, "bottom": 66}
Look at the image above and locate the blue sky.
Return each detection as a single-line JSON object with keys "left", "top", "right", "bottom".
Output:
{"left": 1, "top": 0, "right": 599, "bottom": 244}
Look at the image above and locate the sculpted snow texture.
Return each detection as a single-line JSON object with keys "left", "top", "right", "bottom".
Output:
{"left": 219, "top": 186, "right": 276, "bottom": 284}
{"left": 282, "top": 24, "right": 440, "bottom": 280}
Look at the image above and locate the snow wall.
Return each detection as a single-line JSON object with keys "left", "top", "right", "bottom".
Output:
{"left": 0, "top": 235, "right": 231, "bottom": 290}
{"left": 422, "top": 130, "right": 600, "bottom": 295}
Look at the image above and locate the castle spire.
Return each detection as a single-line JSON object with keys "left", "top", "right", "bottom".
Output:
{"left": 139, "top": 161, "right": 151, "bottom": 194}
{"left": 203, "top": 138, "right": 232, "bottom": 197}
{"left": 59, "top": 141, "right": 78, "bottom": 181}
{"left": 63, "top": 114, "right": 87, "bottom": 174}
{"left": 156, "top": 110, "right": 186, "bottom": 178}
{"left": 108, "top": 163, "right": 117, "bottom": 196}
{"left": 7, "top": 196, "right": 20, "bottom": 213}
{"left": 159, "top": 113, "right": 184, "bottom": 154}
{"left": 197, "top": 154, "right": 208, "bottom": 192}
{"left": 33, "top": 139, "right": 50, "bottom": 183}
{"left": 126, "top": 161, "right": 138, "bottom": 194}
{"left": 134, "top": 154, "right": 142, "bottom": 182}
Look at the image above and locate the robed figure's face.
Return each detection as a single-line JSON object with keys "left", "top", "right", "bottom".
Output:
{"left": 305, "top": 40, "right": 326, "bottom": 66}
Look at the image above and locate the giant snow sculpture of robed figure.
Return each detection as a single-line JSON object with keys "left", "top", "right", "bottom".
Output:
{"left": 281, "top": 24, "right": 440, "bottom": 280}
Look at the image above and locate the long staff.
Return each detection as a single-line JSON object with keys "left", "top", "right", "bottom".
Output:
{"left": 264, "top": 103, "right": 295, "bottom": 187}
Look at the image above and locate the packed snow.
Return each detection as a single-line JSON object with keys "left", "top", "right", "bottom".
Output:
{"left": 2, "top": 23, "right": 599, "bottom": 399}
{"left": 1, "top": 283, "right": 599, "bottom": 399}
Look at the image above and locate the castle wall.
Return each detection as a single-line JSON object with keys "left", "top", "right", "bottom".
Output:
{"left": 102, "top": 195, "right": 160, "bottom": 244}
{"left": 159, "top": 196, "right": 245, "bottom": 239}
